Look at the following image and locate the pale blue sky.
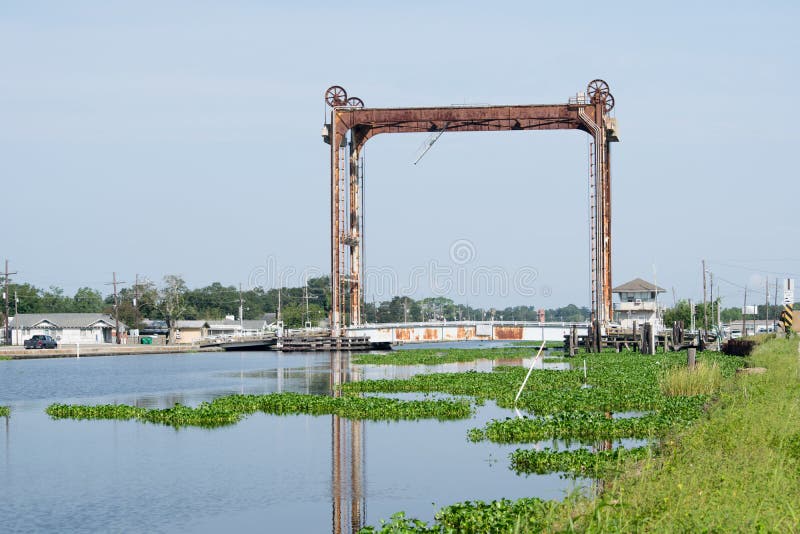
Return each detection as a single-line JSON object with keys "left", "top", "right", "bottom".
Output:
{"left": 1, "top": 1, "right": 798, "bottom": 308}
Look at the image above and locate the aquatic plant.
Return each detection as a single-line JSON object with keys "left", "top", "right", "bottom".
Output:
{"left": 359, "top": 497, "right": 567, "bottom": 533}
{"left": 353, "top": 346, "right": 539, "bottom": 366}
{"left": 0, "top": 406, "right": 9, "bottom": 417}
{"left": 509, "top": 445, "right": 652, "bottom": 477}
{"left": 469, "top": 397, "right": 705, "bottom": 443}
{"left": 46, "top": 392, "right": 473, "bottom": 429}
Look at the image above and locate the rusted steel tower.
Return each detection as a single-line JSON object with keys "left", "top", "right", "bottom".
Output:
{"left": 323, "top": 81, "right": 619, "bottom": 336}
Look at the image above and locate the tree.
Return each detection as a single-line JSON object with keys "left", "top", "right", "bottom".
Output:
{"left": 72, "top": 287, "right": 104, "bottom": 312}
{"left": 663, "top": 300, "right": 692, "bottom": 328}
{"left": 158, "top": 275, "right": 188, "bottom": 344}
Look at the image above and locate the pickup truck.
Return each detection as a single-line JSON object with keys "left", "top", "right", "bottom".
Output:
{"left": 24, "top": 335, "right": 58, "bottom": 349}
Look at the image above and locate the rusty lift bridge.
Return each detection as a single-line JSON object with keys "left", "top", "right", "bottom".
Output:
{"left": 323, "top": 80, "right": 619, "bottom": 337}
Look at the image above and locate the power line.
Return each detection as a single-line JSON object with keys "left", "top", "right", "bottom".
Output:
{"left": 706, "top": 260, "right": 800, "bottom": 278}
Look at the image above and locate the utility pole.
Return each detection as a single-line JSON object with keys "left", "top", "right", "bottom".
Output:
{"left": 701, "top": 260, "right": 708, "bottom": 336}
{"left": 106, "top": 272, "right": 126, "bottom": 344}
{"left": 14, "top": 290, "right": 18, "bottom": 346}
{"left": 133, "top": 274, "right": 140, "bottom": 333}
{"left": 3, "top": 260, "right": 18, "bottom": 346}
{"left": 765, "top": 277, "right": 770, "bottom": 332}
{"left": 277, "top": 287, "right": 282, "bottom": 323}
{"left": 709, "top": 272, "right": 714, "bottom": 332}
{"left": 774, "top": 278, "right": 779, "bottom": 329}
{"left": 742, "top": 285, "right": 748, "bottom": 336}
{"left": 239, "top": 283, "right": 244, "bottom": 334}
{"left": 300, "top": 281, "right": 317, "bottom": 328}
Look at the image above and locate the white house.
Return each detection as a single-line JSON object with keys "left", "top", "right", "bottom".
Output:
{"left": 206, "top": 317, "right": 268, "bottom": 338}
{"left": 9, "top": 313, "right": 127, "bottom": 345}
{"left": 612, "top": 278, "right": 666, "bottom": 330}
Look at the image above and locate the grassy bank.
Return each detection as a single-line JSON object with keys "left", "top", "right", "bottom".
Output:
{"left": 360, "top": 337, "right": 800, "bottom": 532}
{"left": 562, "top": 336, "right": 800, "bottom": 531}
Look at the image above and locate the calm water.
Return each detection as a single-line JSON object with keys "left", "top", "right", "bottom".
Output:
{"left": 0, "top": 349, "right": 589, "bottom": 533}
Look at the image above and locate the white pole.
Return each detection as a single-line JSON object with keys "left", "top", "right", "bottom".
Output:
{"left": 514, "top": 339, "right": 547, "bottom": 404}
{"left": 76, "top": 341, "right": 80, "bottom": 359}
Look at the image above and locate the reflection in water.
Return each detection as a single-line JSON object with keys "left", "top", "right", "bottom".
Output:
{"left": 331, "top": 352, "right": 366, "bottom": 534}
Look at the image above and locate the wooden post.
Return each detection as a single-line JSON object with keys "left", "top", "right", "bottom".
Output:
{"left": 649, "top": 323, "right": 656, "bottom": 355}
{"left": 569, "top": 326, "right": 577, "bottom": 357}
{"left": 687, "top": 347, "right": 696, "bottom": 369}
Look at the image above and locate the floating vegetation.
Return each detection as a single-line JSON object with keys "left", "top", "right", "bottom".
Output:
{"left": 509, "top": 446, "right": 652, "bottom": 477}
{"left": 353, "top": 346, "right": 537, "bottom": 366}
{"left": 511, "top": 340, "right": 563, "bottom": 348}
{"left": 0, "top": 406, "right": 9, "bottom": 417}
{"left": 346, "top": 351, "right": 742, "bottom": 443}
{"left": 469, "top": 397, "right": 704, "bottom": 443}
{"left": 46, "top": 392, "right": 473, "bottom": 429}
{"left": 360, "top": 497, "right": 566, "bottom": 534}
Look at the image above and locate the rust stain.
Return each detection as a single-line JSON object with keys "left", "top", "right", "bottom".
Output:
{"left": 494, "top": 326, "right": 523, "bottom": 340}
{"left": 395, "top": 328, "right": 411, "bottom": 341}
{"left": 423, "top": 328, "right": 438, "bottom": 341}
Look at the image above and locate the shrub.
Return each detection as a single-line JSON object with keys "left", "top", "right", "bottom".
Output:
{"left": 722, "top": 339, "right": 757, "bottom": 356}
{"left": 659, "top": 361, "right": 722, "bottom": 396}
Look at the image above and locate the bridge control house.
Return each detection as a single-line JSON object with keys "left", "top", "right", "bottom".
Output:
{"left": 612, "top": 278, "right": 666, "bottom": 330}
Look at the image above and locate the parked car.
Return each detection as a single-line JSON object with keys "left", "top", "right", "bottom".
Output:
{"left": 24, "top": 335, "right": 58, "bottom": 349}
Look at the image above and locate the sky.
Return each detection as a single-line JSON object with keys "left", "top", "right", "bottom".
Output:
{"left": 1, "top": 1, "right": 798, "bottom": 310}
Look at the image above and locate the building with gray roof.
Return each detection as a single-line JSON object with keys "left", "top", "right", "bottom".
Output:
{"left": 9, "top": 313, "right": 127, "bottom": 346}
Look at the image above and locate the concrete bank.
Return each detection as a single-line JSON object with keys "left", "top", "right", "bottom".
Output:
{"left": 0, "top": 344, "right": 224, "bottom": 360}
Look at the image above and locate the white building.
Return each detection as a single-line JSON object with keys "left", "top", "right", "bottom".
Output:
{"left": 612, "top": 278, "right": 666, "bottom": 330}
{"left": 9, "top": 313, "right": 126, "bottom": 345}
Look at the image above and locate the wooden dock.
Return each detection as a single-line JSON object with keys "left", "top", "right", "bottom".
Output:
{"left": 212, "top": 335, "right": 391, "bottom": 352}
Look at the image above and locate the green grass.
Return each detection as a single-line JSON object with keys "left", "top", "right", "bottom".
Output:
{"left": 0, "top": 355, "right": 11, "bottom": 361}
{"left": 659, "top": 360, "right": 722, "bottom": 396}
{"left": 46, "top": 392, "right": 473, "bottom": 429}
{"left": 0, "top": 406, "right": 9, "bottom": 417}
{"left": 353, "top": 346, "right": 540, "bottom": 366}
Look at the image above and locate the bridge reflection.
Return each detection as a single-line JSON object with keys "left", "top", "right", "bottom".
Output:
{"left": 330, "top": 351, "right": 366, "bottom": 534}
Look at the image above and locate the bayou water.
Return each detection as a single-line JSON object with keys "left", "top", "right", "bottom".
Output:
{"left": 0, "top": 346, "right": 588, "bottom": 533}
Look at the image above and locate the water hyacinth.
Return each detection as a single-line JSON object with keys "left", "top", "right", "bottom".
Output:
{"left": 46, "top": 392, "right": 473, "bottom": 429}
{"left": 509, "top": 446, "right": 652, "bottom": 476}
{"left": 353, "top": 346, "right": 540, "bottom": 366}
{"left": 359, "top": 497, "right": 566, "bottom": 534}
{"left": 469, "top": 396, "right": 706, "bottom": 443}
{"left": 0, "top": 406, "right": 9, "bottom": 417}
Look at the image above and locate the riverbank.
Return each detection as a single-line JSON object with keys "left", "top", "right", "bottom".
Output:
{"left": 0, "top": 344, "right": 223, "bottom": 359}
{"left": 563, "top": 336, "right": 800, "bottom": 531}
{"left": 360, "top": 336, "right": 800, "bottom": 532}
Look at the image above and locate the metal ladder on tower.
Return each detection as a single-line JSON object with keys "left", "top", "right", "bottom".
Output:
{"left": 588, "top": 141, "right": 597, "bottom": 319}
{"left": 338, "top": 143, "right": 348, "bottom": 325}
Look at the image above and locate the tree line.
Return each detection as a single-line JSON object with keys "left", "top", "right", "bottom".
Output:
{"left": 1, "top": 276, "right": 592, "bottom": 331}
{"left": 663, "top": 299, "right": 794, "bottom": 329}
